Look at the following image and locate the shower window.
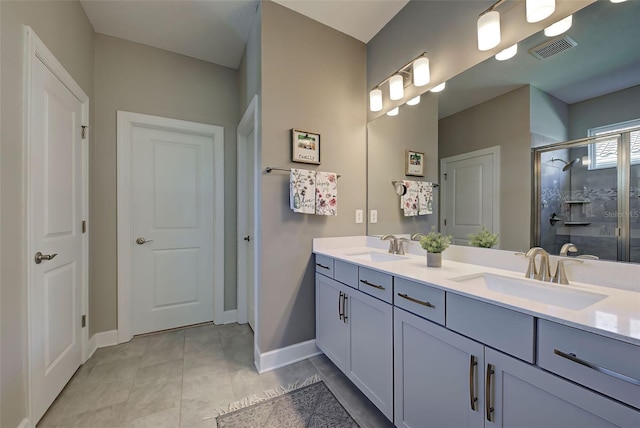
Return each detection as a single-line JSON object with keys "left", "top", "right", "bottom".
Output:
{"left": 587, "top": 119, "right": 640, "bottom": 170}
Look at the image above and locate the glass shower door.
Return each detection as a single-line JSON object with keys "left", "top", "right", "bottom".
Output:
{"left": 629, "top": 131, "right": 639, "bottom": 263}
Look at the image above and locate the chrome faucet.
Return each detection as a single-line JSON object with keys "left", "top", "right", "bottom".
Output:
{"left": 525, "top": 247, "right": 552, "bottom": 282}
{"left": 381, "top": 235, "right": 397, "bottom": 254}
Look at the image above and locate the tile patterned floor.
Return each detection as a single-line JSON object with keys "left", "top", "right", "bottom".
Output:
{"left": 38, "top": 323, "right": 392, "bottom": 428}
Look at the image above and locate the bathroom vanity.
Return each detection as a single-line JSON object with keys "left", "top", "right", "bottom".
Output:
{"left": 314, "top": 237, "right": 640, "bottom": 427}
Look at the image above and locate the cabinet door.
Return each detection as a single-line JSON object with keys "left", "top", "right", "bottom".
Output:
{"left": 345, "top": 289, "right": 393, "bottom": 421}
{"left": 315, "top": 273, "right": 348, "bottom": 371}
{"left": 485, "top": 348, "right": 640, "bottom": 428}
{"left": 394, "top": 307, "right": 485, "bottom": 428}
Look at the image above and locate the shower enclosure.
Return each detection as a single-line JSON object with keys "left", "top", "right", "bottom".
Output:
{"left": 534, "top": 126, "right": 639, "bottom": 263}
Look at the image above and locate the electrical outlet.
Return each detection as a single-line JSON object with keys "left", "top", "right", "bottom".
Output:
{"left": 370, "top": 210, "right": 378, "bottom": 224}
{"left": 355, "top": 209, "right": 363, "bottom": 224}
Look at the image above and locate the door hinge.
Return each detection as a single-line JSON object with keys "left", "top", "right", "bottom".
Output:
{"left": 81, "top": 315, "right": 86, "bottom": 328}
{"left": 444, "top": 173, "right": 447, "bottom": 180}
{"left": 444, "top": 219, "right": 447, "bottom": 226}
{"left": 81, "top": 125, "right": 88, "bottom": 139}
{"left": 82, "top": 220, "right": 87, "bottom": 233}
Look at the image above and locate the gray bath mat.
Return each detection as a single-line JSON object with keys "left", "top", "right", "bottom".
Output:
{"left": 215, "top": 380, "right": 359, "bottom": 428}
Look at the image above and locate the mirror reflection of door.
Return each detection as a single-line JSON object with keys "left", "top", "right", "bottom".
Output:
{"left": 441, "top": 147, "right": 500, "bottom": 246}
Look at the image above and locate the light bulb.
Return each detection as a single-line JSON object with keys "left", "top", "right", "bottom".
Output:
{"left": 389, "top": 74, "right": 404, "bottom": 101}
{"left": 412, "top": 57, "right": 430, "bottom": 87}
{"left": 495, "top": 44, "right": 518, "bottom": 61}
{"left": 430, "top": 82, "right": 446, "bottom": 93}
{"left": 477, "top": 11, "right": 500, "bottom": 51}
{"left": 406, "top": 96, "right": 420, "bottom": 106}
{"left": 386, "top": 107, "right": 399, "bottom": 117}
{"left": 369, "top": 88, "right": 382, "bottom": 112}
{"left": 610, "top": 0, "right": 628, "bottom": 3}
{"left": 544, "top": 15, "right": 572, "bottom": 37}
{"left": 526, "top": 0, "right": 555, "bottom": 23}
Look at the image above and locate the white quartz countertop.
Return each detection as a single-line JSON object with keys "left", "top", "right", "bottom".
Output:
{"left": 314, "top": 245, "right": 640, "bottom": 346}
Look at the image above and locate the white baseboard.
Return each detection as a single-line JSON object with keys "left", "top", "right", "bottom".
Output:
{"left": 223, "top": 310, "right": 237, "bottom": 324}
{"left": 17, "top": 418, "right": 32, "bottom": 428}
{"left": 88, "top": 330, "right": 118, "bottom": 359}
{"left": 255, "top": 339, "right": 321, "bottom": 374}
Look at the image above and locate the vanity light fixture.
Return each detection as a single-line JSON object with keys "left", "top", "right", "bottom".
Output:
{"left": 526, "top": 0, "right": 555, "bottom": 23}
{"left": 430, "top": 82, "right": 446, "bottom": 93}
{"left": 495, "top": 44, "right": 518, "bottom": 61}
{"left": 610, "top": 0, "right": 627, "bottom": 2}
{"left": 477, "top": 10, "right": 501, "bottom": 51}
{"left": 544, "top": 15, "right": 572, "bottom": 37}
{"left": 368, "top": 52, "right": 430, "bottom": 112}
{"left": 369, "top": 88, "right": 383, "bottom": 112}
{"left": 412, "top": 57, "right": 430, "bottom": 87}
{"left": 389, "top": 74, "right": 404, "bottom": 100}
{"left": 386, "top": 107, "right": 399, "bottom": 117}
{"left": 406, "top": 96, "right": 421, "bottom": 106}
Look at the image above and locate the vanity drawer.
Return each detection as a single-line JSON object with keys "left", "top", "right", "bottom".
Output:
{"left": 358, "top": 267, "right": 393, "bottom": 303}
{"left": 315, "top": 254, "right": 334, "bottom": 278}
{"left": 446, "top": 293, "right": 535, "bottom": 363}
{"left": 334, "top": 260, "right": 358, "bottom": 288}
{"left": 538, "top": 319, "right": 640, "bottom": 409}
{"left": 394, "top": 277, "right": 445, "bottom": 325}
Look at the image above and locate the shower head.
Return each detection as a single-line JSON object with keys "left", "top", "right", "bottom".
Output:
{"left": 551, "top": 157, "right": 580, "bottom": 171}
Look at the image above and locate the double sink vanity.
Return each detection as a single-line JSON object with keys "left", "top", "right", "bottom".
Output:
{"left": 313, "top": 236, "right": 640, "bottom": 427}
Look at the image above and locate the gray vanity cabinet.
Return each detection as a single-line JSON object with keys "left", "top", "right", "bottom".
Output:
{"left": 394, "top": 307, "right": 485, "bottom": 428}
{"left": 315, "top": 273, "right": 349, "bottom": 370}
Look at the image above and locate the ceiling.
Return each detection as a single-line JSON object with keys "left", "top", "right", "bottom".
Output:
{"left": 80, "top": 0, "right": 408, "bottom": 69}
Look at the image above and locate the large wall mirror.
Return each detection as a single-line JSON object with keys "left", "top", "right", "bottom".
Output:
{"left": 366, "top": 0, "right": 640, "bottom": 262}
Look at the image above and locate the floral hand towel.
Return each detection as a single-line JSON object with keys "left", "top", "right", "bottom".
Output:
{"left": 315, "top": 172, "right": 338, "bottom": 216}
{"left": 402, "top": 180, "right": 419, "bottom": 216}
{"left": 418, "top": 182, "right": 434, "bottom": 215}
{"left": 290, "top": 169, "right": 316, "bottom": 214}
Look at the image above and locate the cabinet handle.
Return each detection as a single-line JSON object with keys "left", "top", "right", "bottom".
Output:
{"left": 553, "top": 349, "right": 640, "bottom": 386}
{"left": 360, "top": 279, "right": 385, "bottom": 290}
{"left": 485, "top": 363, "right": 495, "bottom": 422}
{"left": 397, "top": 293, "right": 435, "bottom": 308}
{"left": 316, "top": 263, "right": 330, "bottom": 270}
{"left": 343, "top": 294, "right": 348, "bottom": 323}
{"left": 338, "top": 292, "right": 344, "bottom": 321}
{"left": 469, "top": 355, "right": 478, "bottom": 411}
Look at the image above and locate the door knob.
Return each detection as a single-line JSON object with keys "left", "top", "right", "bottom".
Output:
{"left": 243, "top": 235, "right": 251, "bottom": 242}
{"left": 136, "top": 237, "right": 154, "bottom": 245}
{"left": 34, "top": 252, "right": 58, "bottom": 264}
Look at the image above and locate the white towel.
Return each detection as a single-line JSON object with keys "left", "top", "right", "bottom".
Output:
{"left": 402, "top": 180, "right": 419, "bottom": 217}
{"left": 418, "top": 182, "right": 434, "bottom": 215}
{"left": 290, "top": 169, "right": 316, "bottom": 214}
{"left": 315, "top": 171, "right": 338, "bottom": 216}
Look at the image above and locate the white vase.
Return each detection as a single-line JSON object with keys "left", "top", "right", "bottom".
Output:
{"left": 426, "top": 252, "right": 442, "bottom": 267}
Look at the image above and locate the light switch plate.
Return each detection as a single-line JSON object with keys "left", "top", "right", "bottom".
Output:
{"left": 370, "top": 210, "right": 378, "bottom": 223}
{"left": 355, "top": 209, "right": 363, "bottom": 224}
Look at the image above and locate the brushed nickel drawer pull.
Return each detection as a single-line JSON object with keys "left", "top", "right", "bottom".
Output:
{"left": 316, "top": 263, "right": 330, "bottom": 270}
{"left": 343, "top": 294, "right": 348, "bottom": 323}
{"left": 486, "top": 364, "right": 495, "bottom": 422}
{"left": 469, "top": 355, "right": 478, "bottom": 411}
{"left": 397, "top": 293, "right": 435, "bottom": 308}
{"left": 338, "top": 292, "right": 344, "bottom": 321}
{"left": 554, "top": 349, "right": 640, "bottom": 386}
{"left": 360, "top": 279, "right": 385, "bottom": 290}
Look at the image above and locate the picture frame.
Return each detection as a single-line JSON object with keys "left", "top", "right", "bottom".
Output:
{"left": 291, "top": 129, "right": 321, "bottom": 165}
{"left": 405, "top": 149, "right": 425, "bottom": 176}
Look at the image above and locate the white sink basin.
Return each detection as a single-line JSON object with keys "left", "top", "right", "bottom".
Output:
{"left": 346, "top": 251, "right": 408, "bottom": 263}
{"left": 450, "top": 273, "right": 607, "bottom": 311}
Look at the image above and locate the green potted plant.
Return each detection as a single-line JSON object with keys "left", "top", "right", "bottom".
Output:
{"left": 419, "top": 227, "right": 452, "bottom": 267}
{"left": 467, "top": 226, "right": 499, "bottom": 249}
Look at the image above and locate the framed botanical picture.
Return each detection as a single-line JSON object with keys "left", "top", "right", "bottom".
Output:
{"left": 405, "top": 149, "right": 425, "bottom": 176}
{"left": 291, "top": 129, "right": 321, "bottom": 165}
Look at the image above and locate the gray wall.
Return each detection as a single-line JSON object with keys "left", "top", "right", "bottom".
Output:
{"left": 367, "top": 94, "right": 439, "bottom": 236}
{"left": 439, "top": 86, "right": 531, "bottom": 252}
{"left": 530, "top": 86, "right": 569, "bottom": 144}
{"left": 239, "top": 7, "right": 262, "bottom": 115}
{"left": 0, "top": 2, "right": 95, "bottom": 426}
{"left": 569, "top": 85, "right": 640, "bottom": 139}
{"left": 259, "top": 1, "right": 367, "bottom": 353}
{"left": 91, "top": 34, "right": 240, "bottom": 334}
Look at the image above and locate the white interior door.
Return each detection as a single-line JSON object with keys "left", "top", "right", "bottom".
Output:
{"left": 131, "top": 126, "right": 215, "bottom": 335}
{"left": 29, "top": 56, "right": 84, "bottom": 423}
{"left": 441, "top": 147, "right": 500, "bottom": 245}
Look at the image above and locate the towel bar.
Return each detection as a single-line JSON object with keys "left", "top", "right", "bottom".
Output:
{"left": 265, "top": 167, "right": 341, "bottom": 178}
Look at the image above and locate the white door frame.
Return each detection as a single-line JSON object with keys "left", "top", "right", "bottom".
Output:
{"left": 236, "top": 96, "right": 260, "bottom": 326}
{"left": 117, "top": 111, "right": 225, "bottom": 343}
{"left": 24, "top": 26, "right": 90, "bottom": 422}
{"left": 440, "top": 145, "right": 501, "bottom": 238}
